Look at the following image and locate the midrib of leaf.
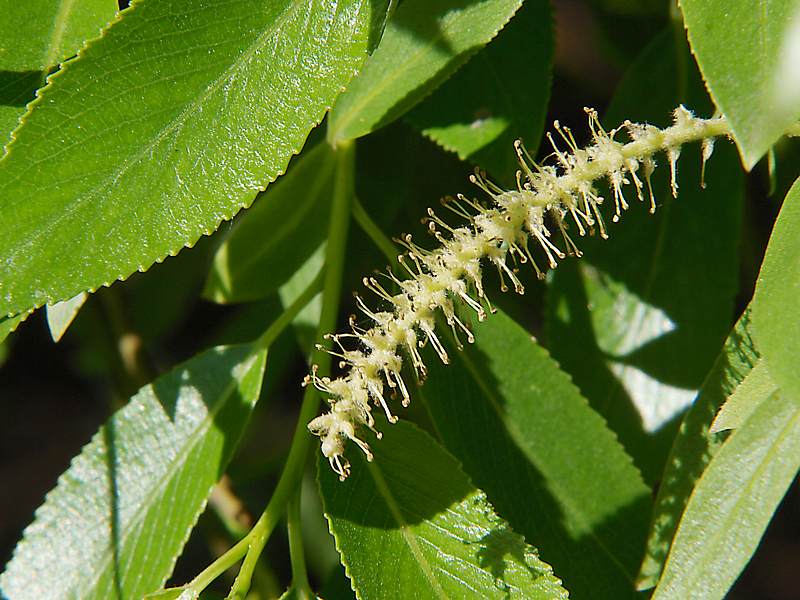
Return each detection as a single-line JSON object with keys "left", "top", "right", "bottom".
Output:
{"left": 365, "top": 460, "right": 449, "bottom": 600}
{"left": 43, "top": 0, "right": 79, "bottom": 80}
{"left": 449, "top": 346, "right": 637, "bottom": 583}
{"left": 4, "top": 0, "right": 304, "bottom": 269}
{"left": 662, "top": 398, "right": 800, "bottom": 592}
{"left": 83, "top": 353, "right": 259, "bottom": 596}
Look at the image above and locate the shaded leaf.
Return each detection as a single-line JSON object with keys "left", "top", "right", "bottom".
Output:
{"left": 0, "top": 0, "right": 389, "bottom": 317}
{"left": 680, "top": 0, "right": 800, "bottom": 167}
{"left": 328, "top": 0, "right": 523, "bottom": 145}
{"left": 144, "top": 587, "right": 196, "bottom": 600}
{"left": 751, "top": 176, "right": 800, "bottom": 403}
{"left": 46, "top": 291, "right": 87, "bottom": 342}
{"left": 636, "top": 313, "right": 759, "bottom": 590}
{"left": 0, "top": 311, "right": 30, "bottom": 344}
{"left": 204, "top": 142, "right": 335, "bottom": 303}
{"left": 406, "top": 0, "right": 553, "bottom": 183}
{"left": 0, "top": 345, "right": 267, "bottom": 600}
{"left": 421, "top": 309, "right": 650, "bottom": 599}
{"left": 545, "top": 29, "right": 743, "bottom": 483}
{"left": 318, "top": 420, "right": 568, "bottom": 600}
{"left": 0, "top": 0, "right": 117, "bottom": 146}
{"left": 652, "top": 390, "right": 800, "bottom": 599}
{"left": 710, "top": 359, "right": 777, "bottom": 433}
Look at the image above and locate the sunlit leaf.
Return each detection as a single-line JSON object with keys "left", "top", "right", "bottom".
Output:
{"left": 328, "top": 0, "right": 523, "bottom": 145}
{"left": 652, "top": 390, "right": 800, "bottom": 599}
{"left": 680, "top": 0, "right": 800, "bottom": 167}
{"left": 0, "top": 345, "right": 267, "bottom": 600}
{"left": 751, "top": 176, "right": 800, "bottom": 403}
{"left": 0, "top": 0, "right": 389, "bottom": 318}
{"left": 319, "top": 421, "right": 569, "bottom": 600}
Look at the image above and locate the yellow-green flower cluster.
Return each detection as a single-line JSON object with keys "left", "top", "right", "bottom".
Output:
{"left": 307, "top": 106, "right": 730, "bottom": 480}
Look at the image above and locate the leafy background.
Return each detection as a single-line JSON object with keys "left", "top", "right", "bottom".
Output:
{"left": 1, "top": 0, "right": 799, "bottom": 599}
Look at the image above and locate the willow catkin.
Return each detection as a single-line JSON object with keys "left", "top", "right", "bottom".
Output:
{"left": 306, "top": 106, "right": 731, "bottom": 480}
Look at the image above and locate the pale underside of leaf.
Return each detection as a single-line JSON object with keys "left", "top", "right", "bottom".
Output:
{"left": 0, "top": 345, "right": 267, "bottom": 600}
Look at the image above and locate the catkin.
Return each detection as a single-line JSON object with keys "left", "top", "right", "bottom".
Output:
{"left": 306, "top": 106, "right": 731, "bottom": 480}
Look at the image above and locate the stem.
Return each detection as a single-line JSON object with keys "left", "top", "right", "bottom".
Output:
{"left": 287, "top": 489, "right": 313, "bottom": 598}
{"left": 352, "top": 197, "right": 398, "bottom": 263}
{"left": 250, "top": 268, "right": 325, "bottom": 353}
{"left": 192, "top": 139, "right": 355, "bottom": 598}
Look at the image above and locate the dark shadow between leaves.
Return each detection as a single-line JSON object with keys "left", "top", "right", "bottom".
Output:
{"left": 0, "top": 71, "right": 41, "bottom": 107}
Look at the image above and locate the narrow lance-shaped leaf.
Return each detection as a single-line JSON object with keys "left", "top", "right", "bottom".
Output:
{"left": 751, "top": 175, "right": 800, "bottom": 403}
{"left": 546, "top": 29, "right": 743, "bottom": 483}
{"left": 406, "top": 0, "right": 553, "bottom": 183}
{"left": 636, "top": 311, "right": 759, "bottom": 589}
{"left": 0, "top": 344, "right": 267, "bottom": 600}
{"left": 0, "top": 0, "right": 389, "bottom": 318}
{"left": 327, "top": 0, "right": 524, "bottom": 145}
{"left": 652, "top": 390, "right": 800, "bottom": 600}
{"left": 680, "top": 0, "right": 800, "bottom": 167}
{"left": 421, "top": 309, "right": 650, "bottom": 600}
{"left": 318, "top": 420, "right": 569, "bottom": 600}
{"left": 0, "top": 0, "right": 117, "bottom": 145}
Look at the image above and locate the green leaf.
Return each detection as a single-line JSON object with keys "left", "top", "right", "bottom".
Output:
{"left": 710, "top": 359, "right": 777, "bottom": 433}
{"left": 318, "top": 420, "right": 568, "bottom": 600}
{"left": 46, "top": 291, "right": 87, "bottom": 342}
{"left": 204, "top": 142, "right": 335, "bottom": 303}
{"left": 751, "top": 176, "right": 800, "bottom": 403}
{"left": 0, "top": 0, "right": 117, "bottom": 146}
{"left": 652, "top": 390, "right": 800, "bottom": 599}
{"left": 0, "top": 0, "right": 389, "bottom": 318}
{"left": 0, "top": 344, "right": 267, "bottom": 600}
{"left": 327, "top": 0, "right": 524, "bottom": 145}
{"left": 420, "top": 309, "right": 650, "bottom": 599}
{"left": 545, "top": 28, "right": 743, "bottom": 483}
{"left": 0, "top": 311, "right": 30, "bottom": 344}
{"left": 405, "top": 0, "right": 553, "bottom": 183}
{"left": 679, "top": 0, "right": 800, "bottom": 168}
{"left": 0, "top": 0, "right": 117, "bottom": 71}
{"left": 636, "top": 312, "right": 759, "bottom": 590}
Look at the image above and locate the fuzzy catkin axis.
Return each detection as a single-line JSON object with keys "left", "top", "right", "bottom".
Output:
{"left": 306, "top": 106, "right": 732, "bottom": 480}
